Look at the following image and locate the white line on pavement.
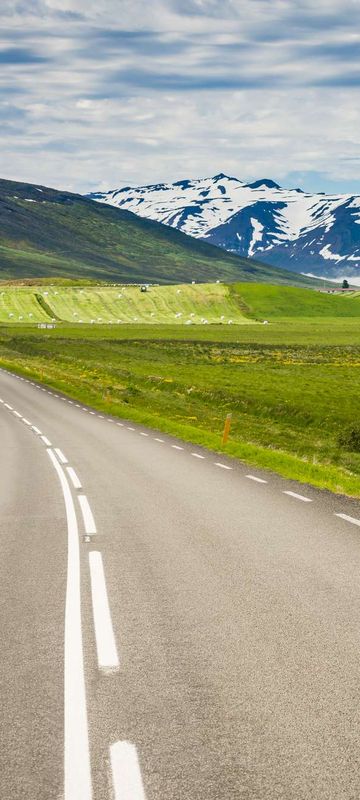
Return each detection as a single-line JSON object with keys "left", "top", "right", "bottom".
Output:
{"left": 154, "top": 438, "right": 164, "bottom": 443}
{"left": 139, "top": 432, "right": 148, "bottom": 437}
{"left": 283, "top": 491, "right": 312, "bottom": 503}
{"left": 246, "top": 475, "right": 268, "bottom": 484}
{"left": 127, "top": 426, "right": 135, "bottom": 431}
{"left": 4, "top": 403, "right": 13, "bottom": 409}
{"left": 214, "top": 462, "right": 232, "bottom": 470}
{"left": 89, "top": 551, "right": 119, "bottom": 671}
{"left": 47, "top": 449, "right": 92, "bottom": 800}
{"left": 191, "top": 453, "right": 205, "bottom": 459}
{"left": 110, "top": 741, "right": 147, "bottom": 800}
{"left": 66, "top": 467, "right": 82, "bottom": 490}
{"left": 54, "top": 447, "right": 68, "bottom": 465}
{"left": 335, "top": 513, "right": 360, "bottom": 527}
{"left": 172, "top": 445, "right": 184, "bottom": 450}
{"left": 117, "top": 422, "right": 123, "bottom": 426}
{"left": 13, "top": 410, "right": 22, "bottom": 418}
{"left": 31, "top": 425, "right": 42, "bottom": 434}
{"left": 22, "top": 418, "right": 31, "bottom": 426}
{"left": 78, "top": 495, "right": 97, "bottom": 535}
{"left": 41, "top": 435, "right": 52, "bottom": 446}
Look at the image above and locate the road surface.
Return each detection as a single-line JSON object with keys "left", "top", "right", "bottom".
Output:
{"left": 1, "top": 366, "right": 360, "bottom": 800}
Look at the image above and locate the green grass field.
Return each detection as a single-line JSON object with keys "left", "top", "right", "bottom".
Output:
{"left": 0, "top": 282, "right": 359, "bottom": 498}
{"left": 0, "top": 281, "right": 359, "bottom": 326}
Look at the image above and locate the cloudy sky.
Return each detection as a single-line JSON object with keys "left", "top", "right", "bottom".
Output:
{"left": 1, "top": 0, "right": 360, "bottom": 194}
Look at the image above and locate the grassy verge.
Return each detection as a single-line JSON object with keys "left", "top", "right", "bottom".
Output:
{"left": 1, "top": 321, "right": 360, "bottom": 497}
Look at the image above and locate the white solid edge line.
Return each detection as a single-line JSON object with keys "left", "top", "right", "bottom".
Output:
{"left": 55, "top": 447, "right": 68, "bottom": 465}
{"left": 46, "top": 449, "right": 92, "bottom": 800}
{"left": 214, "top": 462, "right": 232, "bottom": 470}
{"left": 110, "top": 741, "right": 147, "bottom": 800}
{"left": 78, "top": 495, "right": 97, "bottom": 535}
{"left": 66, "top": 467, "right": 82, "bottom": 490}
{"left": 41, "top": 435, "right": 52, "bottom": 446}
{"left": 246, "top": 475, "right": 268, "bottom": 484}
{"left": 335, "top": 512, "right": 360, "bottom": 527}
{"left": 283, "top": 490, "right": 312, "bottom": 503}
{"left": 89, "top": 551, "right": 119, "bottom": 671}
{"left": 191, "top": 453, "right": 205, "bottom": 459}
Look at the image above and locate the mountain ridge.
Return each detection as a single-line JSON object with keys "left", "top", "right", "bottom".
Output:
{"left": 88, "top": 174, "right": 360, "bottom": 283}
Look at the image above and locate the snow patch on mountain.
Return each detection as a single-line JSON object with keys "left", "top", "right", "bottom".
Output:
{"left": 87, "top": 174, "right": 360, "bottom": 280}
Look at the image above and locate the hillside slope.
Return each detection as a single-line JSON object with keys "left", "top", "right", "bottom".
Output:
{"left": 0, "top": 178, "right": 319, "bottom": 286}
{"left": 89, "top": 174, "right": 360, "bottom": 282}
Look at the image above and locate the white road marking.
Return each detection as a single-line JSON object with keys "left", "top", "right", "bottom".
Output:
{"left": 283, "top": 491, "right": 312, "bottom": 503}
{"left": 89, "top": 411, "right": 95, "bottom": 415}
{"left": 78, "top": 495, "right": 97, "bottom": 535}
{"left": 110, "top": 741, "right": 147, "bottom": 800}
{"left": 13, "top": 410, "right": 22, "bottom": 418}
{"left": 89, "top": 551, "right": 119, "bottom": 671}
{"left": 22, "top": 418, "right": 31, "bottom": 426}
{"left": 75, "top": 404, "right": 81, "bottom": 408}
{"left": 66, "top": 467, "right": 82, "bottom": 490}
{"left": 127, "top": 426, "right": 135, "bottom": 431}
{"left": 41, "top": 435, "right": 52, "bottom": 446}
{"left": 4, "top": 403, "right": 13, "bottom": 409}
{"left": 55, "top": 448, "right": 68, "bottom": 464}
{"left": 191, "top": 453, "right": 205, "bottom": 459}
{"left": 246, "top": 475, "right": 268, "bottom": 484}
{"left": 139, "top": 432, "right": 148, "bottom": 437}
{"left": 98, "top": 415, "right": 104, "bottom": 419}
{"left": 68, "top": 401, "right": 74, "bottom": 405}
{"left": 117, "top": 422, "right": 123, "bottom": 426}
{"left": 335, "top": 513, "right": 360, "bottom": 527}
{"left": 154, "top": 438, "right": 164, "bottom": 443}
{"left": 47, "top": 449, "right": 92, "bottom": 800}
{"left": 172, "top": 445, "right": 184, "bottom": 450}
{"left": 214, "top": 462, "right": 232, "bottom": 470}
{"left": 32, "top": 425, "right": 42, "bottom": 434}
{"left": 0, "top": 398, "right": 3, "bottom": 403}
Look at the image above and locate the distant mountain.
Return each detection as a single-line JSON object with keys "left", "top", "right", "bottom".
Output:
{"left": 0, "top": 178, "right": 317, "bottom": 286}
{"left": 88, "top": 174, "right": 360, "bottom": 282}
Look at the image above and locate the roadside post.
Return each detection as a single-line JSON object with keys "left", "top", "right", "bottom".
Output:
{"left": 222, "top": 412, "right": 232, "bottom": 446}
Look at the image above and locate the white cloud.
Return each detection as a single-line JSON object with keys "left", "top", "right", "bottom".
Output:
{"left": 0, "top": 0, "right": 359, "bottom": 192}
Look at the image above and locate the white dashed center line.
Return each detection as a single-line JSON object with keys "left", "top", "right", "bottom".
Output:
{"left": 246, "top": 475, "right": 268, "bottom": 484}
{"left": 335, "top": 513, "right": 360, "bottom": 527}
{"left": 41, "top": 435, "right": 52, "bottom": 447}
{"left": 54, "top": 448, "right": 68, "bottom": 464}
{"left": 31, "top": 425, "right": 42, "bottom": 434}
{"left": 78, "top": 495, "right": 97, "bottom": 536}
{"left": 215, "top": 462, "right": 232, "bottom": 470}
{"left": 89, "top": 551, "right": 119, "bottom": 672}
{"left": 172, "top": 445, "right": 184, "bottom": 451}
{"left": 154, "top": 438, "right": 164, "bottom": 443}
{"left": 139, "top": 432, "right": 148, "bottom": 437}
{"left": 191, "top": 453, "right": 205, "bottom": 459}
{"left": 283, "top": 491, "right": 312, "bottom": 503}
{"left": 110, "top": 741, "right": 147, "bottom": 800}
{"left": 66, "top": 467, "right": 82, "bottom": 490}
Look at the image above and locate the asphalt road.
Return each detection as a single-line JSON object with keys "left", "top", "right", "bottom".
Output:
{"left": 1, "top": 366, "right": 360, "bottom": 800}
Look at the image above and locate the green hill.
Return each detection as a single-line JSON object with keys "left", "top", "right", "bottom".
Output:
{"left": 0, "top": 178, "right": 321, "bottom": 286}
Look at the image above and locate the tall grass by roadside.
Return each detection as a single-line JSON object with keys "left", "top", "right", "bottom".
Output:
{"left": 1, "top": 319, "right": 359, "bottom": 497}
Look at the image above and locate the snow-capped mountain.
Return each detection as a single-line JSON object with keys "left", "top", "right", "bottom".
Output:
{"left": 87, "top": 174, "right": 360, "bottom": 282}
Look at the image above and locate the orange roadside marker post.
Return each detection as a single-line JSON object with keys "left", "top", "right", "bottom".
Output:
{"left": 222, "top": 412, "right": 232, "bottom": 446}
